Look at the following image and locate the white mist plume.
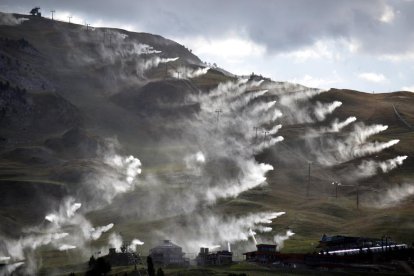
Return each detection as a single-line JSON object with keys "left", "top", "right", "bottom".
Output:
{"left": 375, "top": 183, "right": 414, "bottom": 208}
{"left": 232, "top": 90, "right": 269, "bottom": 110}
{"left": 0, "top": 146, "right": 141, "bottom": 272}
{"left": 90, "top": 223, "right": 114, "bottom": 240}
{"left": 58, "top": 244, "right": 77, "bottom": 251}
{"left": 248, "top": 101, "right": 277, "bottom": 116}
{"left": 3, "top": 232, "right": 69, "bottom": 260}
{"left": 378, "top": 156, "right": 407, "bottom": 172}
{"left": 314, "top": 101, "right": 342, "bottom": 121}
{"left": 279, "top": 88, "right": 324, "bottom": 106}
{"left": 352, "top": 124, "right": 388, "bottom": 144}
{"left": 184, "top": 151, "right": 206, "bottom": 174}
{"left": 141, "top": 56, "right": 178, "bottom": 73}
{"left": 355, "top": 139, "right": 399, "bottom": 158}
{"left": 329, "top": 117, "right": 357, "bottom": 132}
{"left": 249, "top": 228, "right": 257, "bottom": 245}
{"left": 306, "top": 117, "right": 357, "bottom": 139}
{"left": 84, "top": 150, "right": 142, "bottom": 206}
{"left": 252, "top": 136, "right": 284, "bottom": 153}
{"left": 205, "top": 161, "right": 274, "bottom": 202}
{"left": 309, "top": 117, "right": 357, "bottom": 136}
{"left": 108, "top": 233, "right": 123, "bottom": 251}
{"left": 274, "top": 230, "right": 295, "bottom": 250}
{"left": 45, "top": 197, "right": 81, "bottom": 225}
{"left": 161, "top": 211, "right": 285, "bottom": 253}
{"left": 268, "top": 124, "right": 283, "bottom": 135}
{"left": 315, "top": 123, "right": 395, "bottom": 165}
{"left": 354, "top": 155, "right": 407, "bottom": 179}
{"left": 107, "top": 233, "right": 144, "bottom": 252}
{"left": 0, "top": 13, "right": 27, "bottom": 26}
{"left": 277, "top": 88, "right": 332, "bottom": 124}
{"left": 194, "top": 78, "right": 261, "bottom": 112}
{"left": 0, "top": 257, "right": 10, "bottom": 262}
{"left": 171, "top": 66, "right": 210, "bottom": 79}
{"left": 0, "top": 195, "right": 118, "bottom": 273}
{"left": 0, "top": 261, "right": 24, "bottom": 276}
{"left": 128, "top": 239, "right": 145, "bottom": 252}
{"left": 204, "top": 78, "right": 249, "bottom": 99}
{"left": 65, "top": 29, "right": 180, "bottom": 83}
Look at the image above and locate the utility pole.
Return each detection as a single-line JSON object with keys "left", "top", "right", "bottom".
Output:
{"left": 254, "top": 127, "right": 259, "bottom": 140}
{"left": 332, "top": 181, "right": 341, "bottom": 198}
{"left": 50, "top": 10, "right": 55, "bottom": 20}
{"left": 68, "top": 16, "right": 72, "bottom": 23}
{"left": 263, "top": 131, "right": 269, "bottom": 143}
{"left": 86, "top": 23, "right": 91, "bottom": 31}
{"left": 165, "top": 63, "right": 168, "bottom": 79}
{"left": 182, "top": 62, "right": 186, "bottom": 78}
{"left": 215, "top": 109, "right": 222, "bottom": 123}
{"left": 306, "top": 161, "right": 311, "bottom": 197}
{"left": 356, "top": 184, "right": 359, "bottom": 210}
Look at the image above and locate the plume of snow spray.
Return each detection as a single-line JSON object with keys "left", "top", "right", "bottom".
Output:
{"left": 141, "top": 56, "right": 178, "bottom": 73}
{"left": 90, "top": 223, "right": 114, "bottom": 240}
{"left": 371, "top": 183, "right": 414, "bottom": 208}
{"left": 279, "top": 88, "right": 324, "bottom": 106}
{"left": 85, "top": 151, "right": 142, "bottom": 206}
{"left": 355, "top": 139, "right": 399, "bottom": 158}
{"left": 274, "top": 230, "right": 295, "bottom": 250}
{"left": 45, "top": 197, "right": 81, "bottom": 225}
{"left": 315, "top": 123, "right": 395, "bottom": 165}
{"left": 308, "top": 117, "right": 357, "bottom": 137}
{"left": 314, "top": 101, "right": 342, "bottom": 121}
{"left": 129, "top": 239, "right": 145, "bottom": 252}
{"left": 107, "top": 233, "right": 144, "bottom": 252}
{"left": 59, "top": 244, "right": 77, "bottom": 251}
{"left": 160, "top": 211, "right": 285, "bottom": 253}
{"left": 108, "top": 233, "right": 123, "bottom": 251}
{"left": 171, "top": 66, "right": 210, "bottom": 79}
{"left": 268, "top": 124, "right": 283, "bottom": 135}
{"left": 0, "top": 13, "right": 27, "bottom": 26}
{"left": 249, "top": 228, "right": 257, "bottom": 245}
{"left": 354, "top": 155, "right": 407, "bottom": 179}
{"left": 0, "top": 261, "right": 25, "bottom": 276}
{"left": 329, "top": 117, "right": 357, "bottom": 132}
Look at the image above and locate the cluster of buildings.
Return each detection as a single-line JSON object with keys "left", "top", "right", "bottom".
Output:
{"left": 196, "top": 247, "right": 233, "bottom": 266}
{"left": 102, "top": 239, "right": 233, "bottom": 268}
{"left": 100, "top": 234, "right": 410, "bottom": 273}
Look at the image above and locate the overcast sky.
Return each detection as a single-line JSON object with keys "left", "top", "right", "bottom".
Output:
{"left": 2, "top": 0, "right": 414, "bottom": 92}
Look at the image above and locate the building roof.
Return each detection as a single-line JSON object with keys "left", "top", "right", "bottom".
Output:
{"left": 257, "top": 244, "right": 276, "bottom": 247}
{"left": 152, "top": 240, "right": 182, "bottom": 249}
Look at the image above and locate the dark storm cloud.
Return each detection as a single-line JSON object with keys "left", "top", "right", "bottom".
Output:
{"left": 2, "top": 0, "right": 414, "bottom": 55}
